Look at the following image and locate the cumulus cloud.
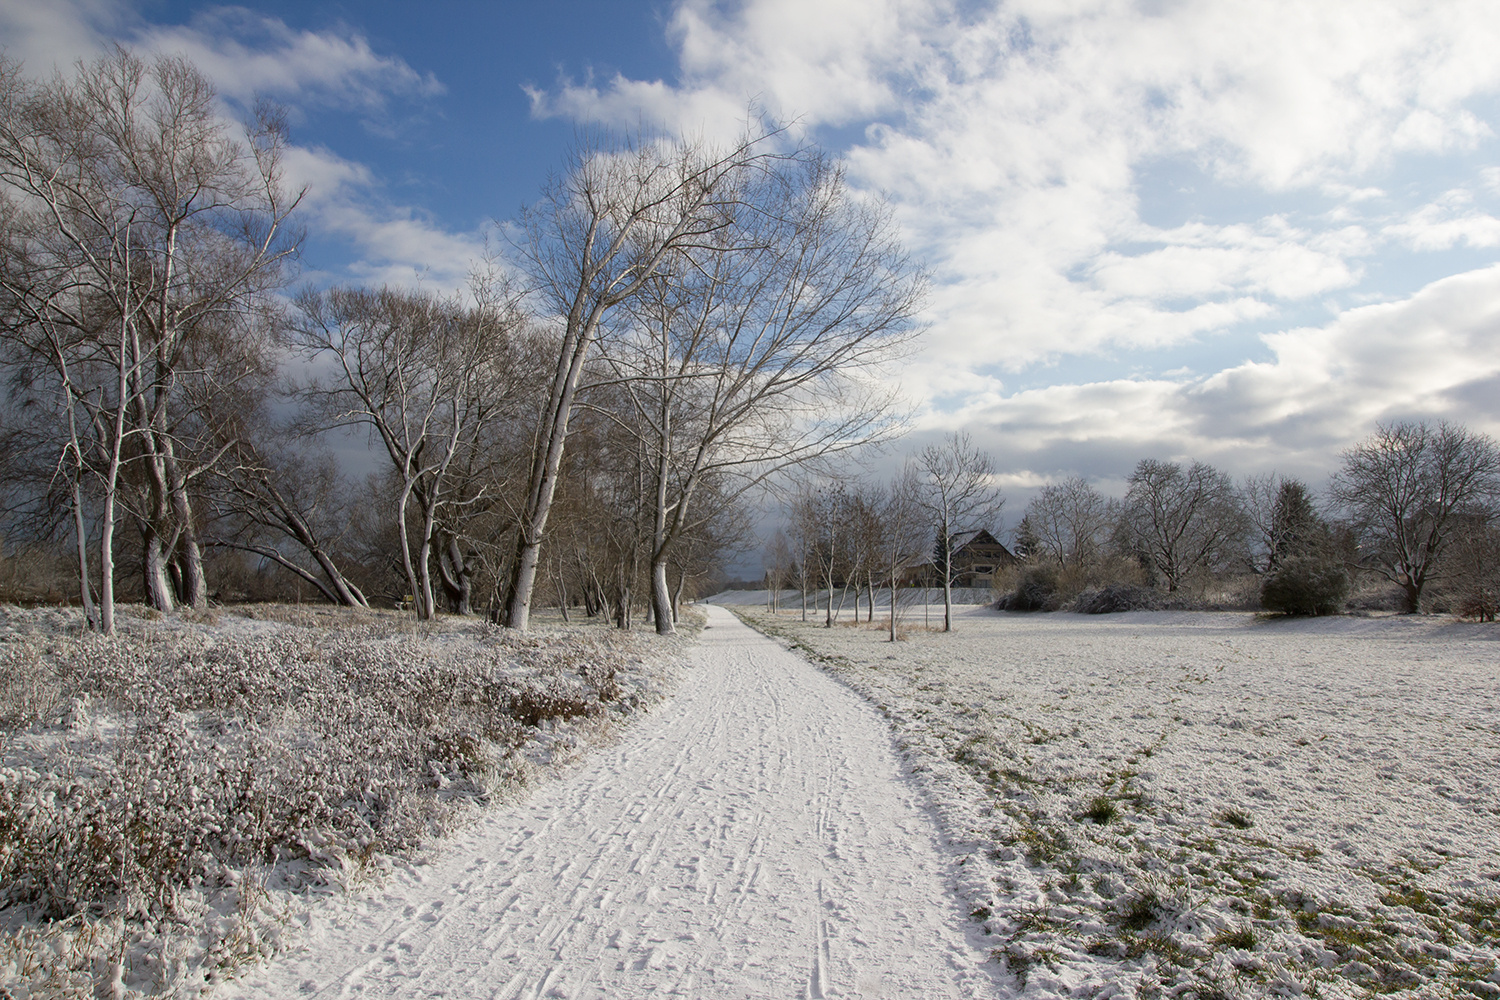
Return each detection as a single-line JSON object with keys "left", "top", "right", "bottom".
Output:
{"left": 0, "top": 0, "right": 477, "bottom": 290}
{"left": 528, "top": 0, "right": 937, "bottom": 136}
{"left": 946, "top": 264, "right": 1500, "bottom": 485}
{"left": 0, "top": 0, "right": 123, "bottom": 72}
{"left": 529, "top": 0, "right": 1500, "bottom": 483}
{"left": 279, "top": 145, "right": 484, "bottom": 292}
{"left": 135, "top": 7, "right": 444, "bottom": 115}
{"left": 1384, "top": 189, "right": 1500, "bottom": 251}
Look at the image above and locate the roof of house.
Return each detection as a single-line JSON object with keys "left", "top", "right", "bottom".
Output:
{"left": 949, "top": 528, "right": 1011, "bottom": 553}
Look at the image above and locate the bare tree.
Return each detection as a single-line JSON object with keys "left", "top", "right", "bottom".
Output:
{"left": 1122, "top": 459, "right": 1246, "bottom": 593}
{"left": 912, "top": 432, "right": 1004, "bottom": 631}
{"left": 291, "top": 285, "right": 528, "bottom": 620}
{"left": 877, "top": 466, "right": 928, "bottom": 641}
{"left": 208, "top": 438, "right": 369, "bottom": 607}
{"left": 1021, "top": 476, "right": 1116, "bottom": 573}
{"left": 1441, "top": 513, "right": 1500, "bottom": 620}
{"left": 1329, "top": 421, "right": 1500, "bottom": 613}
{"left": 762, "top": 529, "right": 795, "bottom": 611}
{"left": 500, "top": 126, "right": 794, "bottom": 630}
{"left": 609, "top": 152, "right": 921, "bottom": 634}
{"left": 0, "top": 49, "right": 300, "bottom": 628}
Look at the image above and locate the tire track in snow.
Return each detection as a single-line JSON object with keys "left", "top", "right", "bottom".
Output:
{"left": 224, "top": 606, "right": 1000, "bottom": 999}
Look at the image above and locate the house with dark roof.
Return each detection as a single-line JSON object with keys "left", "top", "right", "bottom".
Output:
{"left": 901, "top": 528, "right": 1017, "bottom": 588}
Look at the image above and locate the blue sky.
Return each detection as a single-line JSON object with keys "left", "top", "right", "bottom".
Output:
{"left": 6, "top": 0, "right": 1500, "bottom": 511}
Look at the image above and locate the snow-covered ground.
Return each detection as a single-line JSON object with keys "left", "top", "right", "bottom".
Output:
{"left": 733, "top": 604, "right": 1500, "bottom": 999}
{"left": 220, "top": 604, "right": 1000, "bottom": 999}
{"left": 0, "top": 604, "right": 688, "bottom": 998}
{"left": 706, "top": 587, "right": 997, "bottom": 610}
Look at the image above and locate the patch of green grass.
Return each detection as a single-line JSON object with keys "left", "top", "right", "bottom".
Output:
{"left": 1218, "top": 808, "right": 1253, "bottom": 829}
{"left": 1380, "top": 885, "right": 1445, "bottom": 918}
{"left": 1013, "top": 901, "right": 1060, "bottom": 933}
{"left": 1210, "top": 926, "right": 1257, "bottom": 950}
{"left": 1082, "top": 795, "right": 1118, "bottom": 825}
{"left": 1119, "top": 888, "right": 1165, "bottom": 931}
{"left": 1017, "top": 822, "right": 1073, "bottom": 866}
{"left": 997, "top": 943, "right": 1061, "bottom": 988}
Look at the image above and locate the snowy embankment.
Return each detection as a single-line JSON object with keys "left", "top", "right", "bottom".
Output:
{"left": 733, "top": 604, "right": 1500, "bottom": 999}
{"left": 0, "top": 604, "right": 688, "bottom": 998}
{"left": 220, "top": 604, "right": 1000, "bottom": 999}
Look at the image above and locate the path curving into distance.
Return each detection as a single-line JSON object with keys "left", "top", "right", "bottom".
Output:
{"left": 225, "top": 605, "right": 1000, "bottom": 999}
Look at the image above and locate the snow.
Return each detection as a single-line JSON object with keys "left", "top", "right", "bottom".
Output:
{"left": 219, "top": 605, "right": 1001, "bottom": 999}
{"left": 705, "top": 588, "right": 997, "bottom": 609}
{"left": 734, "top": 604, "right": 1500, "bottom": 998}
{"left": 0, "top": 604, "right": 686, "bottom": 997}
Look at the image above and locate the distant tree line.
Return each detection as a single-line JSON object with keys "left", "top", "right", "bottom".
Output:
{"left": 766, "top": 420, "right": 1500, "bottom": 627}
{"left": 1013, "top": 420, "right": 1500, "bottom": 618}
{"left": 0, "top": 49, "right": 923, "bottom": 635}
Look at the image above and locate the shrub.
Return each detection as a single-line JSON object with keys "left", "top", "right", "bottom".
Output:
{"left": 1260, "top": 555, "right": 1349, "bottom": 616}
{"left": 996, "top": 565, "right": 1062, "bottom": 611}
{"left": 0, "top": 609, "right": 676, "bottom": 996}
{"left": 1071, "top": 584, "right": 1162, "bottom": 614}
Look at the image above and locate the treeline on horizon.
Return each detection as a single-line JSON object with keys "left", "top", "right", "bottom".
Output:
{"left": 753, "top": 421, "right": 1500, "bottom": 624}
{"left": 0, "top": 49, "right": 927, "bottom": 635}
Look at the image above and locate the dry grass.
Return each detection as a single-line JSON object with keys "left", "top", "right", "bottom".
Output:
{"left": 0, "top": 604, "right": 688, "bottom": 997}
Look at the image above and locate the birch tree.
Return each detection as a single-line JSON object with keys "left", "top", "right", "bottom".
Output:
{"left": 291, "top": 286, "right": 529, "bottom": 620}
{"left": 500, "top": 127, "right": 793, "bottom": 630}
{"left": 912, "top": 432, "right": 1003, "bottom": 631}
{"left": 611, "top": 154, "right": 921, "bottom": 634}
{"left": 0, "top": 49, "right": 300, "bottom": 628}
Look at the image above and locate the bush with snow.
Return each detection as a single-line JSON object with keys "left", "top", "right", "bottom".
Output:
{"left": 0, "top": 605, "right": 684, "bottom": 996}
{"left": 1259, "top": 555, "right": 1348, "bottom": 616}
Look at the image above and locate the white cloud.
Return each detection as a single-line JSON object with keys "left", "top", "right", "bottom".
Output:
{"left": 0, "top": 1, "right": 476, "bottom": 290}
{"left": 529, "top": 0, "right": 938, "bottom": 135}
{"left": 532, "top": 0, "right": 1500, "bottom": 380}
{"left": 280, "top": 145, "right": 483, "bottom": 292}
{"left": 135, "top": 7, "right": 444, "bottom": 113}
{"left": 0, "top": 0, "right": 123, "bottom": 72}
{"left": 948, "top": 264, "right": 1500, "bottom": 482}
{"left": 1385, "top": 189, "right": 1500, "bottom": 251}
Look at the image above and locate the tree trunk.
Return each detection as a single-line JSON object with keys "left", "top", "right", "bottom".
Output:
{"left": 942, "top": 527, "right": 954, "bottom": 632}
{"left": 1401, "top": 578, "right": 1422, "bottom": 614}
{"left": 395, "top": 481, "right": 428, "bottom": 619}
{"left": 167, "top": 450, "right": 208, "bottom": 609}
{"left": 99, "top": 488, "right": 117, "bottom": 635}
{"left": 650, "top": 560, "right": 674, "bottom": 636}
{"left": 71, "top": 481, "right": 96, "bottom": 629}
{"left": 143, "top": 525, "right": 175, "bottom": 612}
{"left": 888, "top": 562, "right": 898, "bottom": 642}
{"left": 505, "top": 538, "right": 544, "bottom": 628}
{"left": 555, "top": 555, "right": 570, "bottom": 623}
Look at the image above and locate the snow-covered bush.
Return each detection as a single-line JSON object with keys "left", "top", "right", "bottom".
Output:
{"left": 1070, "top": 584, "right": 1162, "bottom": 614}
{"left": 1259, "top": 555, "right": 1348, "bottom": 616}
{"left": 0, "top": 607, "right": 680, "bottom": 996}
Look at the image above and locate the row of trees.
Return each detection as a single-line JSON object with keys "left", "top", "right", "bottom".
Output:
{"left": 764, "top": 432, "right": 1002, "bottom": 635}
{"left": 1015, "top": 420, "right": 1500, "bottom": 616}
{"left": 0, "top": 49, "right": 924, "bottom": 635}
{"left": 766, "top": 420, "right": 1500, "bottom": 629}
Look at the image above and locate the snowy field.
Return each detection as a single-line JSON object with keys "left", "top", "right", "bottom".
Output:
{"left": 733, "top": 604, "right": 1500, "bottom": 999}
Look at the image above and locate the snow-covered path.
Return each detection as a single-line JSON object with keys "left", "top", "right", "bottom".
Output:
{"left": 224, "top": 605, "right": 999, "bottom": 999}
